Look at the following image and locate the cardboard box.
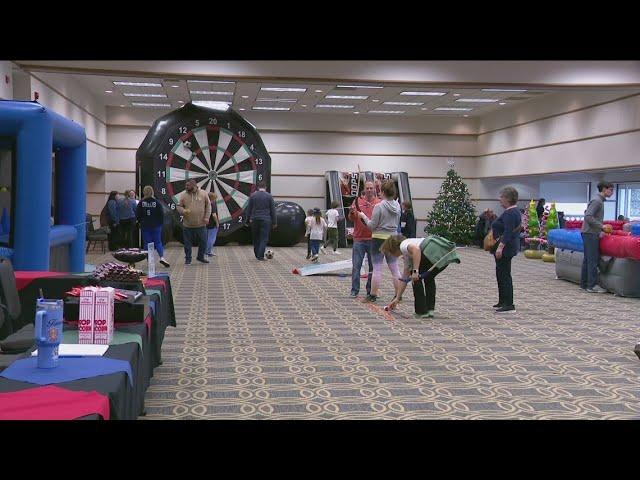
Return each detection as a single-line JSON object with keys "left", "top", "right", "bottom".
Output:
{"left": 78, "top": 287, "right": 97, "bottom": 344}
{"left": 94, "top": 287, "right": 115, "bottom": 345}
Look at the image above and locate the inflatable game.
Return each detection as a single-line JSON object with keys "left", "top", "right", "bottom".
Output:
{"left": 0, "top": 100, "right": 86, "bottom": 272}
{"left": 137, "top": 102, "right": 271, "bottom": 244}
{"left": 325, "top": 170, "right": 413, "bottom": 247}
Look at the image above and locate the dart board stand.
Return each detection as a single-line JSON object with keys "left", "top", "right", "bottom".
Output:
{"left": 136, "top": 103, "right": 271, "bottom": 243}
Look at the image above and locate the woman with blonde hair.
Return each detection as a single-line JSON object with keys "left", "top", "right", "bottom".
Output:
{"left": 382, "top": 233, "right": 459, "bottom": 318}
{"left": 135, "top": 185, "right": 170, "bottom": 267}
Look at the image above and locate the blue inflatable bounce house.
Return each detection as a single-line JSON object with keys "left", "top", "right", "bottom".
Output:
{"left": 0, "top": 100, "right": 86, "bottom": 272}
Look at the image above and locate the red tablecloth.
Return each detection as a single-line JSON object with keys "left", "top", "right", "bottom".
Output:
{"left": 0, "top": 385, "right": 110, "bottom": 420}
{"left": 14, "top": 271, "right": 67, "bottom": 291}
{"left": 143, "top": 278, "right": 167, "bottom": 292}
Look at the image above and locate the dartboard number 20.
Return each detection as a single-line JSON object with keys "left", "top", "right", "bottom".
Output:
{"left": 153, "top": 116, "right": 268, "bottom": 236}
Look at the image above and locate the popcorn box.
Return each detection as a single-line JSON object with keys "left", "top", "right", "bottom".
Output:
{"left": 94, "top": 287, "right": 115, "bottom": 345}
{"left": 78, "top": 287, "right": 97, "bottom": 344}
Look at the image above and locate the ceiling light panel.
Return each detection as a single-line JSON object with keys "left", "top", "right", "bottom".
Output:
{"left": 369, "top": 110, "right": 404, "bottom": 114}
{"left": 188, "top": 80, "right": 235, "bottom": 84}
{"left": 261, "top": 87, "right": 307, "bottom": 92}
{"left": 131, "top": 102, "right": 171, "bottom": 107}
{"left": 400, "top": 91, "right": 446, "bottom": 96}
{"left": 253, "top": 106, "right": 290, "bottom": 111}
{"left": 193, "top": 101, "right": 231, "bottom": 111}
{"left": 435, "top": 107, "right": 473, "bottom": 111}
{"left": 481, "top": 88, "right": 528, "bottom": 92}
{"left": 456, "top": 98, "right": 499, "bottom": 103}
{"left": 189, "top": 91, "right": 234, "bottom": 95}
{"left": 383, "top": 101, "right": 423, "bottom": 106}
{"left": 325, "top": 95, "right": 369, "bottom": 100}
{"left": 256, "top": 98, "right": 298, "bottom": 103}
{"left": 336, "top": 85, "right": 384, "bottom": 89}
{"left": 113, "top": 81, "right": 162, "bottom": 87}
{"left": 123, "top": 93, "right": 167, "bottom": 98}
{"left": 316, "top": 104, "right": 354, "bottom": 109}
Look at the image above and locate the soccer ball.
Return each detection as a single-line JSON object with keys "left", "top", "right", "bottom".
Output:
{"left": 265, "top": 249, "right": 274, "bottom": 260}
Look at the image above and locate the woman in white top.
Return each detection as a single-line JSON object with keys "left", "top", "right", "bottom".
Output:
{"left": 380, "top": 235, "right": 448, "bottom": 319}
{"left": 307, "top": 208, "right": 327, "bottom": 262}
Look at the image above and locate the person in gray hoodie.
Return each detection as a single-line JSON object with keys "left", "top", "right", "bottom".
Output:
{"left": 357, "top": 180, "right": 402, "bottom": 303}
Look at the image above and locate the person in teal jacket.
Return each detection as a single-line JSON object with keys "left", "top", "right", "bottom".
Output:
{"left": 381, "top": 234, "right": 459, "bottom": 318}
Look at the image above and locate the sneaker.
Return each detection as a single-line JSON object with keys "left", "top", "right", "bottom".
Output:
{"left": 185, "top": 260, "right": 191, "bottom": 265}
{"left": 495, "top": 305, "right": 516, "bottom": 314}
{"left": 211, "top": 252, "right": 217, "bottom": 256}
{"left": 197, "top": 258, "right": 210, "bottom": 264}
{"left": 363, "top": 294, "right": 378, "bottom": 303}
{"left": 311, "top": 254, "right": 319, "bottom": 261}
{"left": 205, "top": 253, "right": 213, "bottom": 257}
{"left": 492, "top": 303, "right": 503, "bottom": 309}
{"left": 333, "top": 250, "right": 341, "bottom": 255}
{"left": 426, "top": 310, "right": 435, "bottom": 318}
{"left": 320, "top": 246, "right": 327, "bottom": 255}
{"left": 159, "top": 258, "right": 170, "bottom": 268}
{"left": 306, "top": 254, "right": 311, "bottom": 259}
{"left": 257, "top": 257, "right": 266, "bottom": 261}
{"left": 350, "top": 292, "right": 358, "bottom": 298}
{"left": 586, "top": 285, "right": 608, "bottom": 293}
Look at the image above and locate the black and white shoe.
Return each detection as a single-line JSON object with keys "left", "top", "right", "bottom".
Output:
{"left": 363, "top": 294, "right": 378, "bottom": 303}
{"left": 492, "top": 303, "right": 503, "bottom": 309}
{"left": 495, "top": 305, "right": 516, "bottom": 314}
{"left": 159, "top": 258, "right": 170, "bottom": 268}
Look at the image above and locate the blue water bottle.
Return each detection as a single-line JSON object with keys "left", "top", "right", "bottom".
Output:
{"left": 35, "top": 299, "right": 64, "bottom": 369}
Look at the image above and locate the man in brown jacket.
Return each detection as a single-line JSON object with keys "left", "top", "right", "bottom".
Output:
{"left": 177, "top": 179, "right": 211, "bottom": 264}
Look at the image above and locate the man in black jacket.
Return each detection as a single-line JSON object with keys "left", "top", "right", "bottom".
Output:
{"left": 245, "top": 181, "right": 277, "bottom": 261}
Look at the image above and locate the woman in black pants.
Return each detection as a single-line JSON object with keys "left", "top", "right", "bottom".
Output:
{"left": 491, "top": 187, "right": 522, "bottom": 314}
{"left": 382, "top": 234, "right": 459, "bottom": 319}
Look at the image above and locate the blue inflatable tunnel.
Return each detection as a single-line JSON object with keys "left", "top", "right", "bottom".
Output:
{"left": 0, "top": 100, "right": 86, "bottom": 272}
{"left": 548, "top": 229, "right": 584, "bottom": 252}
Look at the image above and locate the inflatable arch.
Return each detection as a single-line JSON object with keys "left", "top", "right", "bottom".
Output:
{"left": 0, "top": 100, "right": 86, "bottom": 272}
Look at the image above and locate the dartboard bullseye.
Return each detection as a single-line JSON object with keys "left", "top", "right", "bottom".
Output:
{"left": 136, "top": 103, "right": 271, "bottom": 242}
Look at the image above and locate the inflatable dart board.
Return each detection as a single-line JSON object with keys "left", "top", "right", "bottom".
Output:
{"left": 136, "top": 102, "right": 271, "bottom": 243}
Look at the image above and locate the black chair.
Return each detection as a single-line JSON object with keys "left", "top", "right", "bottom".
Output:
{"left": 86, "top": 214, "right": 108, "bottom": 254}
{"left": 0, "top": 258, "right": 35, "bottom": 354}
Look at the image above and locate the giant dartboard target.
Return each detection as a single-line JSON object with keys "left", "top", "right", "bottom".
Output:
{"left": 136, "top": 103, "right": 271, "bottom": 242}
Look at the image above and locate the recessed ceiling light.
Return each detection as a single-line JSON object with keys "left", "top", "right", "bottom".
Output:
{"left": 456, "top": 98, "right": 499, "bottom": 103}
{"left": 499, "top": 102, "right": 506, "bottom": 105}
{"left": 104, "top": 90, "right": 113, "bottom": 93}
{"left": 435, "top": 107, "right": 473, "bottom": 111}
{"left": 188, "top": 80, "right": 235, "bottom": 84}
{"left": 315, "top": 89, "right": 323, "bottom": 93}
{"left": 384, "top": 101, "right": 423, "bottom": 106}
{"left": 131, "top": 102, "right": 171, "bottom": 107}
{"left": 261, "top": 87, "right": 306, "bottom": 92}
{"left": 400, "top": 91, "right": 446, "bottom": 96}
{"left": 193, "top": 101, "right": 230, "bottom": 111}
{"left": 190, "top": 91, "right": 233, "bottom": 96}
{"left": 113, "top": 81, "right": 162, "bottom": 87}
{"left": 482, "top": 88, "right": 528, "bottom": 92}
{"left": 170, "top": 85, "right": 180, "bottom": 88}
{"left": 241, "top": 95, "right": 249, "bottom": 99}
{"left": 123, "top": 93, "right": 167, "bottom": 98}
{"left": 316, "top": 104, "right": 354, "bottom": 109}
{"left": 372, "top": 99, "right": 380, "bottom": 102}
{"left": 253, "top": 106, "right": 290, "bottom": 111}
{"left": 369, "top": 110, "right": 404, "bottom": 114}
{"left": 337, "top": 85, "right": 384, "bottom": 89}
{"left": 325, "top": 95, "right": 368, "bottom": 100}
{"left": 453, "top": 93, "right": 461, "bottom": 97}
{"left": 256, "top": 98, "right": 297, "bottom": 103}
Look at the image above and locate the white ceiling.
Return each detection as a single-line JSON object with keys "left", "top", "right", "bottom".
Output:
{"left": 72, "top": 73, "right": 555, "bottom": 117}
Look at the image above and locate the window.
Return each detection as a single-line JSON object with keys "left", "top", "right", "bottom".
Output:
{"left": 618, "top": 183, "right": 640, "bottom": 220}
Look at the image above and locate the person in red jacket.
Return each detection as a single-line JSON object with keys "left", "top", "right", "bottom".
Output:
{"left": 348, "top": 181, "right": 380, "bottom": 298}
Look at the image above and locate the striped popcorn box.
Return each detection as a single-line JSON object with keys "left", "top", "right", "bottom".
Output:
{"left": 78, "top": 287, "right": 98, "bottom": 344}
{"left": 94, "top": 287, "right": 115, "bottom": 345}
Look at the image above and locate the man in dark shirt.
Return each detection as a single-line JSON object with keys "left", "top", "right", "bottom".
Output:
{"left": 580, "top": 181, "right": 614, "bottom": 293}
{"left": 245, "top": 181, "right": 277, "bottom": 261}
{"left": 491, "top": 187, "right": 522, "bottom": 313}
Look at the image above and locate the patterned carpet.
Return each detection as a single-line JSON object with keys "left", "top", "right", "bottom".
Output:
{"left": 87, "top": 244, "right": 640, "bottom": 419}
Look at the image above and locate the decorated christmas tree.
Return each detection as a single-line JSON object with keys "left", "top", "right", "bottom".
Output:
{"left": 424, "top": 169, "right": 476, "bottom": 245}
